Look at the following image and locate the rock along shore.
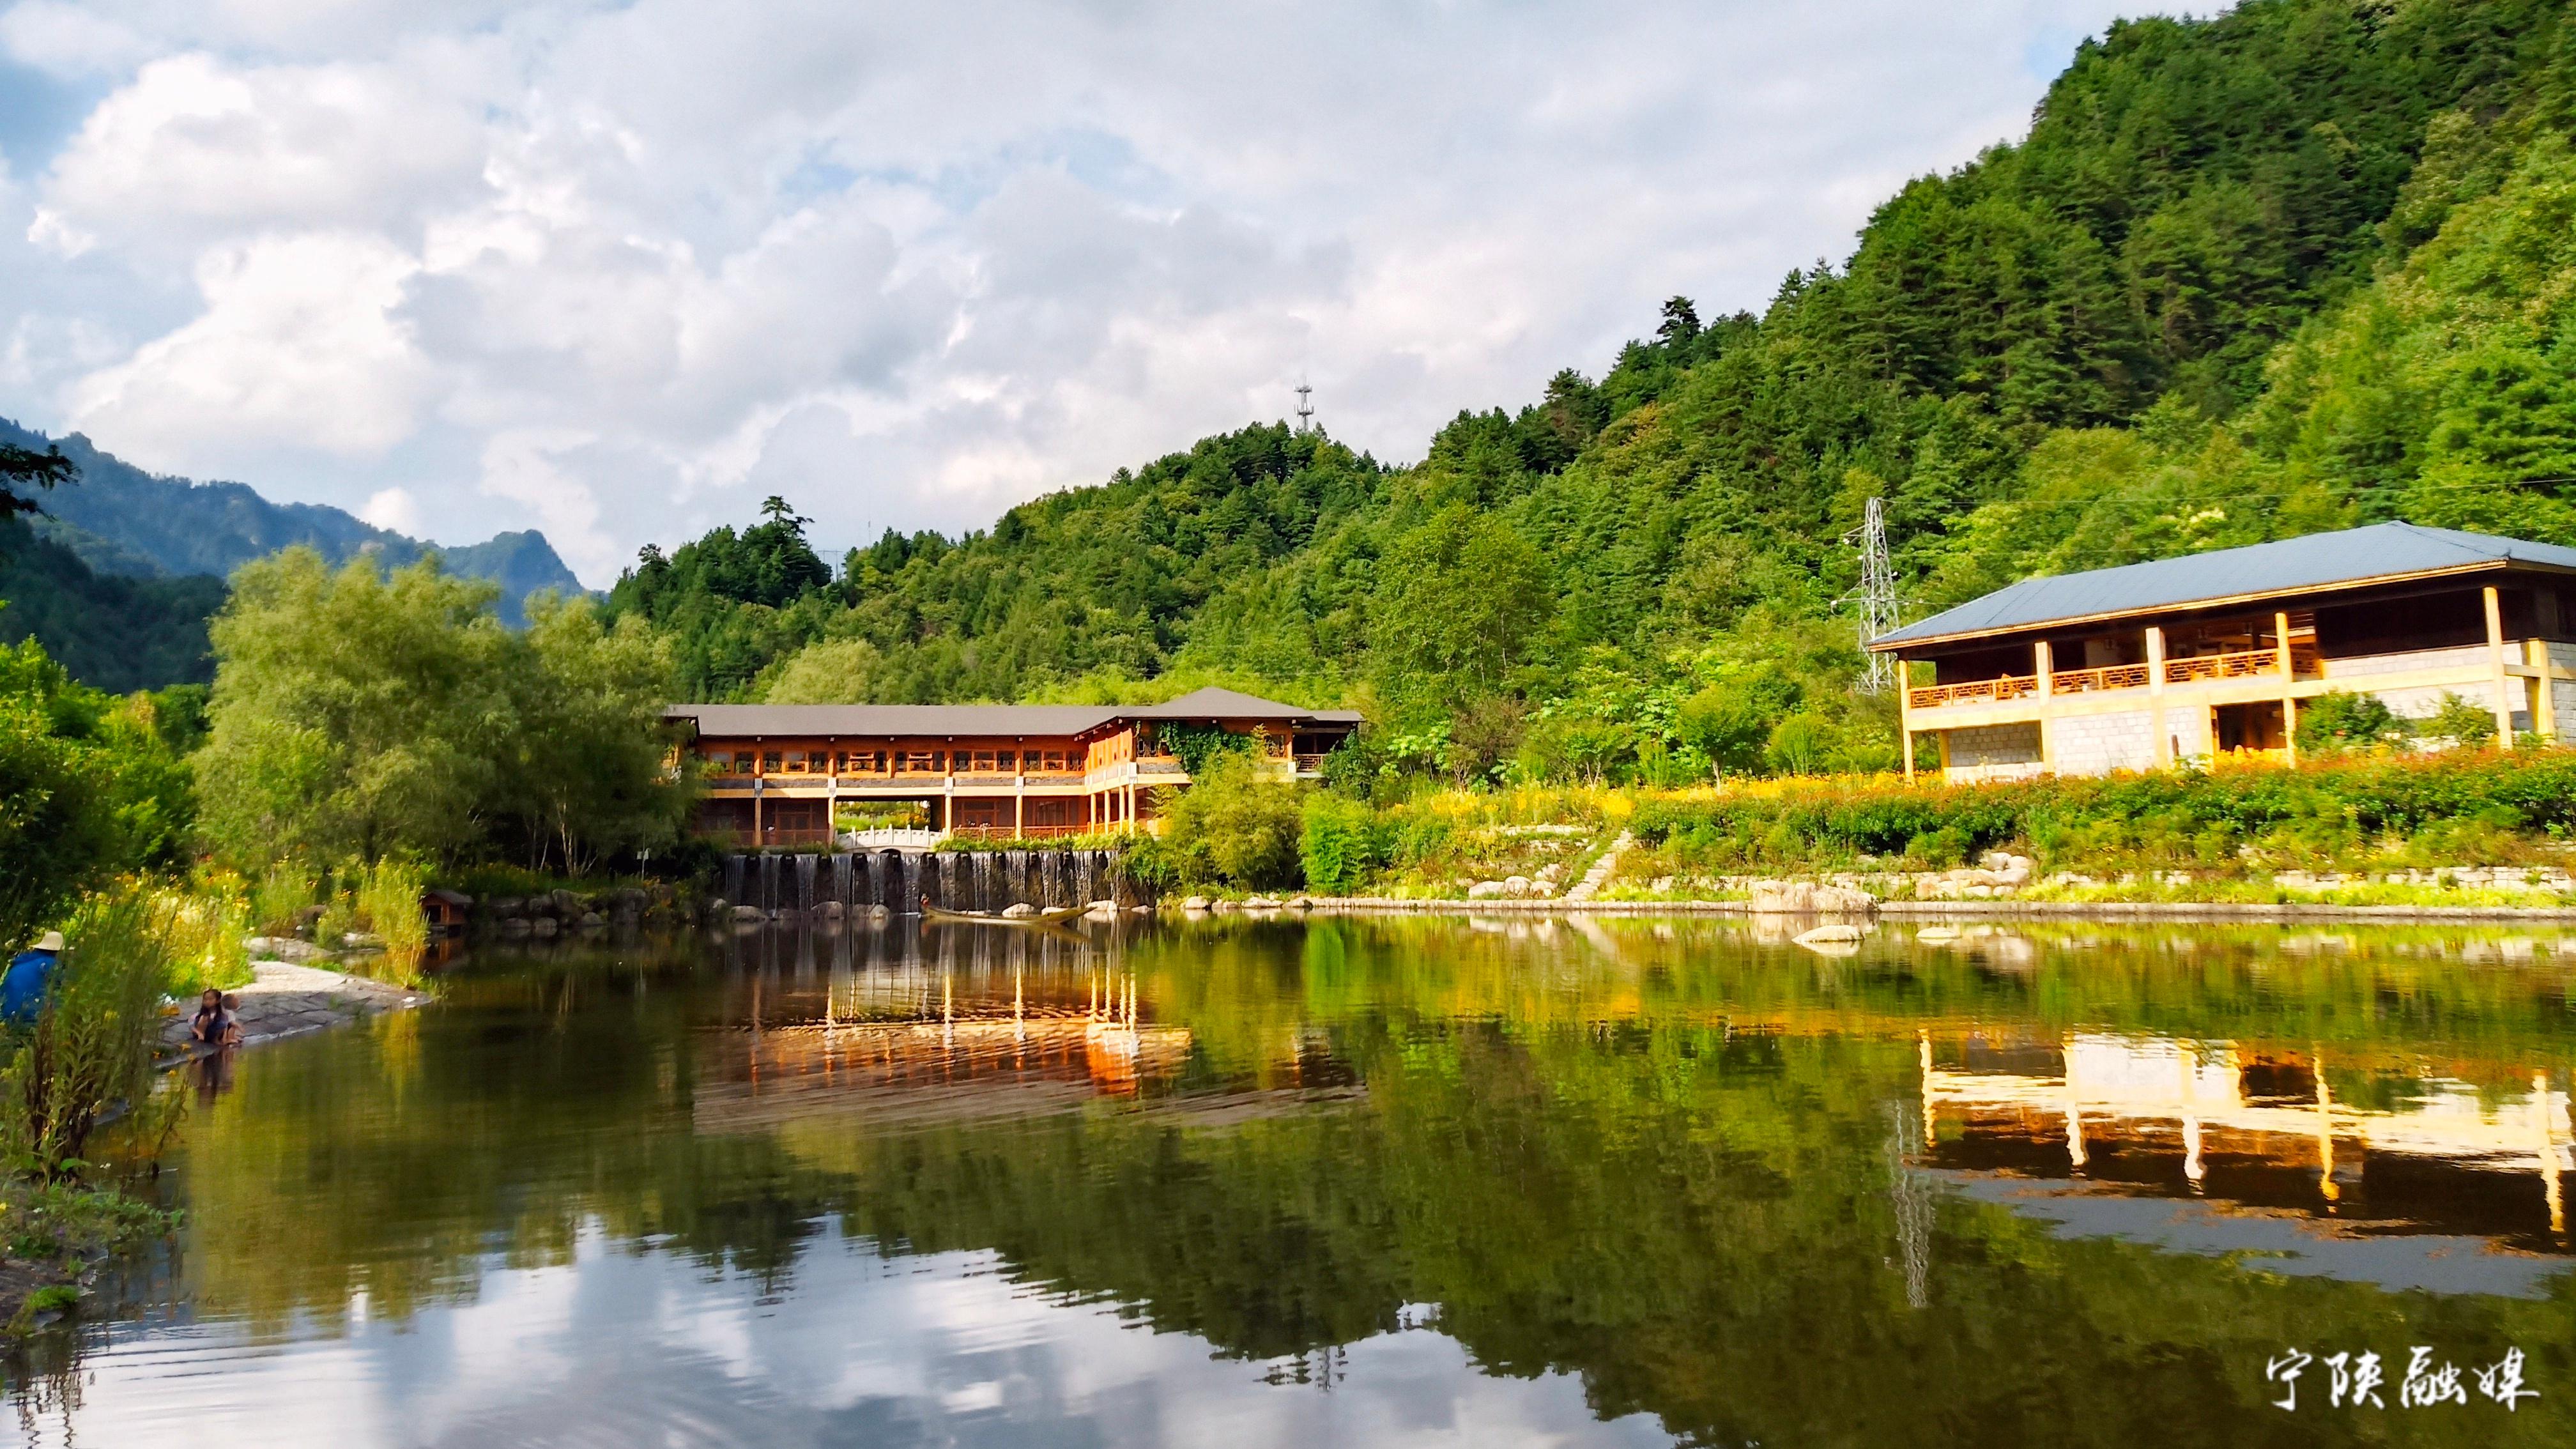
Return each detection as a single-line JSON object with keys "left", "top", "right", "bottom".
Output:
{"left": 1275, "top": 896, "right": 2576, "bottom": 923}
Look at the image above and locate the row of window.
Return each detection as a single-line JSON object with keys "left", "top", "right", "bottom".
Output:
{"left": 702, "top": 748, "right": 1082, "bottom": 776}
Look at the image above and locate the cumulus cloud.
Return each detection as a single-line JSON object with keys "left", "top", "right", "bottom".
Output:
{"left": 0, "top": 0, "right": 2145, "bottom": 583}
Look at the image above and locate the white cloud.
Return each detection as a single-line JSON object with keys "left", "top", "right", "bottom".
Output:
{"left": 66, "top": 229, "right": 432, "bottom": 461}
{"left": 358, "top": 484, "right": 421, "bottom": 534}
{"left": 0, "top": 0, "right": 2147, "bottom": 585}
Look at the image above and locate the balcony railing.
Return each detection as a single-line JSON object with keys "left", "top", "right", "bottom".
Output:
{"left": 947, "top": 823, "right": 1099, "bottom": 841}
{"left": 1910, "top": 647, "right": 2326, "bottom": 709}
{"left": 1909, "top": 674, "right": 2039, "bottom": 709}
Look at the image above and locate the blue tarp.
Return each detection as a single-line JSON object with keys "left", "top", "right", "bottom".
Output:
{"left": 2, "top": 948, "right": 56, "bottom": 1025}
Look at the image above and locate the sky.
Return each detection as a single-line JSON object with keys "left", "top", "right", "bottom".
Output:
{"left": 0, "top": 1, "right": 2147, "bottom": 587}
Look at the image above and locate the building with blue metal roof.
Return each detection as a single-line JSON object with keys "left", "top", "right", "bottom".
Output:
{"left": 1867, "top": 523, "right": 2576, "bottom": 782}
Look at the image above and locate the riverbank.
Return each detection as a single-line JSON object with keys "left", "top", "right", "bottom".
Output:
{"left": 157, "top": 957, "right": 424, "bottom": 1061}
{"left": 1270, "top": 894, "right": 2576, "bottom": 922}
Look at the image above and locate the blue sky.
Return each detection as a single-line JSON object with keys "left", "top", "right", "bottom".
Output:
{"left": 0, "top": 1, "right": 2147, "bottom": 584}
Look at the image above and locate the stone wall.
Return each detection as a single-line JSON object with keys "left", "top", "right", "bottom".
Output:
{"left": 2550, "top": 643, "right": 2576, "bottom": 739}
{"left": 1942, "top": 722, "right": 2043, "bottom": 783}
{"left": 2050, "top": 709, "right": 2154, "bottom": 776}
{"left": 2326, "top": 645, "right": 2496, "bottom": 721}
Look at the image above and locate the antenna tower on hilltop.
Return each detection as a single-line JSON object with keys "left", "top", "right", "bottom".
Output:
{"left": 1294, "top": 379, "right": 1315, "bottom": 434}
{"left": 1850, "top": 496, "right": 1899, "bottom": 693}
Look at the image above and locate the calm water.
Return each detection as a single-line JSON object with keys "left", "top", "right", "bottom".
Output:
{"left": 10, "top": 916, "right": 2576, "bottom": 1446}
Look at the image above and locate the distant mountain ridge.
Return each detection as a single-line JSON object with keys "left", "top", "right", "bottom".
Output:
{"left": 0, "top": 418, "right": 585, "bottom": 621}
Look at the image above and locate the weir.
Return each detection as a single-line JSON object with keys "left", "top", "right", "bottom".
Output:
{"left": 723, "top": 847, "right": 1126, "bottom": 915}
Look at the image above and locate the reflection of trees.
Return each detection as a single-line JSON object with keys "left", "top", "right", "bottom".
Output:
{"left": 170, "top": 922, "right": 2576, "bottom": 1444}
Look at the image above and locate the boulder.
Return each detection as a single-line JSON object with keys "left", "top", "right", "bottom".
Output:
{"left": 1466, "top": 880, "right": 1506, "bottom": 900}
{"left": 1749, "top": 880, "right": 1876, "bottom": 916}
{"left": 243, "top": 935, "right": 330, "bottom": 965}
{"left": 868, "top": 903, "right": 892, "bottom": 920}
{"left": 1916, "top": 926, "right": 1962, "bottom": 944}
{"left": 487, "top": 896, "right": 525, "bottom": 917}
{"left": 820, "top": 900, "right": 846, "bottom": 918}
{"left": 342, "top": 931, "right": 384, "bottom": 949}
{"left": 578, "top": 912, "right": 607, "bottom": 929}
{"left": 551, "top": 889, "right": 581, "bottom": 915}
{"left": 1182, "top": 895, "right": 1212, "bottom": 912}
{"left": 1244, "top": 895, "right": 1283, "bottom": 909}
{"left": 732, "top": 905, "right": 768, "bottom": 921}
{"left": 1001, "top": 903, "right": 1039, "bottom": 918}
{"left": 531, "top": 917, "right": 560, "bottom": 937}
{"left": 1287, "top": 896, "right": 1315, "bottom": 910}
{"left": 499, "top": 917, "right": 532, "bottom": 936}
{"left": 1503, "top": 876, "right": 1532, "bottom": 898}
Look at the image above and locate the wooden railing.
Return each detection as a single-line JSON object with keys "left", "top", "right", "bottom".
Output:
{"left": 1911, "top": 647, "right": 2324, "bottom": 709}
{"left": 1908, "top": 674, "right": 2039, "bottom": 709}
{"left": 947, "top": 823, "right": 1098, "bottom": 841}
{"left": 2049, "top": 663, "right": 2150, "bottom": 694}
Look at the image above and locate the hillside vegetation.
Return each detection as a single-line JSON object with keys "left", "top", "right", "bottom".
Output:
{"left": 609, "top": 0, "right": 2576, "bottom": 787}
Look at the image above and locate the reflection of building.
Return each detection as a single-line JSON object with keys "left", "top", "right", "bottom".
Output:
{"left": 1871, "top": 523, "right": 2576, "bottom": 780}
{"left": 1921, "top": 1031, "right": 2573, "bottom": 1243}
{"left": 693, "top": 961, "right": 1195, "bottom": 1135}
{"left": 666, "top": 687, "right": 1360, "bottom": 845}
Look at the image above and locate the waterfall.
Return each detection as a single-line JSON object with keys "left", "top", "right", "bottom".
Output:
{"left": 831, "top": 853, "right": 852, "bottom": 908}
{"left": 1006, "top": 850, "right": 1029, "bottom": 907}
{"left": 724, "top": 854, "right": 745, "bottom": 905}
{"left": 795, "top": 854, "right": 817, "bottom": 913}
{"left": 901, "top": 852, "right": 922, "bottom": 913}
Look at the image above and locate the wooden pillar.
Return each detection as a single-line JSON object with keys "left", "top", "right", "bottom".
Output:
{"left": 2147, "top": 625, "right": 2168, "bottom": 768}
{"left": 2276, "top": 609, "right": 2297, "bottom": 766}
{"left": 2533, "top": 638, "right": 2558, "bottom": 740}
{"left": 1897, "top": 656, "right": 1915, "bottom": 782}
{"left": 2486, "top": 585, "right": 2516, "bottom": 746}
{"left": 2034, "top": 640, "right": 2055, "bottom": 774}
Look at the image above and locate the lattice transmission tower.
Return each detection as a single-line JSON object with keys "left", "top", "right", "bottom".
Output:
{"left": 1848, "top": 496, "right": 1899, "bottom": 693}
{"left": 1294, "top": 379, "right": 1315, "bottom": 434}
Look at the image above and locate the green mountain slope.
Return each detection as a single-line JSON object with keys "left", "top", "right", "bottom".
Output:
{"left": 0, "top": 516, "right": 226, "bottom": 693}
{"left": 0, "top": 420, "right": 585, "bottom": 624}
{"left": 593, "top": 0, "right": 2576, "bottom": 780}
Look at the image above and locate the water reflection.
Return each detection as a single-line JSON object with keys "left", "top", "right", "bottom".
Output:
{"left": 13, "top": 916, "right": 2576, "bottom": 1446}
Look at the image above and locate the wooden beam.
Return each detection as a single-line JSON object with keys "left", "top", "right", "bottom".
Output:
{"left": 2276, "top": 609, "right": 2297, "bottom": 767}
{"left": 2147, "top": 625, "right": 2168, "bottom": 768}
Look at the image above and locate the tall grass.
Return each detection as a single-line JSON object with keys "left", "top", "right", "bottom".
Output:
{"left": 355, "top": 859, "right": 429, "bottom": 962}
{"left": 2, "top": 889, "right": 184, "bottom": 1178}
{"left": 249, "top": 865, "right": 314, "bottom": 937}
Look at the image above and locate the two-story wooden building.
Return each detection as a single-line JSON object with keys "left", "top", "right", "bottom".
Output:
{"left": 666, "top": 686, "right": 1361, "bottom": 846}
{"left": 1871, "top": 523, "right": 2576, "bottom": 782}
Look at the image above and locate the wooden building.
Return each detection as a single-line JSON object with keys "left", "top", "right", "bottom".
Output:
{"left": 666, "top": 686, "right": 1361, "bottom": 847}
{"left": 1871, "top": 523, "right": 2576, "bottom": 782}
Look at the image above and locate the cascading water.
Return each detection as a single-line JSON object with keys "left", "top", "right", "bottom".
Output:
{"left": 724, "top": 854, "right": 746, "bottom": 905}
{"left": 795, "top": 854, "right": 816, "bottom": 913}
{"left": 901, "top": 853, "right": 922, "bottom": 913}
{"left": 831, "top": 854, "right": 852, "bottom": 908}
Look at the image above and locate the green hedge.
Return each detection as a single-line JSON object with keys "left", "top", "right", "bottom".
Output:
{"left": 1630, "top": 749, "right": 2576, "bottom": 869}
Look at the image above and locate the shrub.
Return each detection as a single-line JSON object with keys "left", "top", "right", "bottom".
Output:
{"left": 1300, "top": 794, "right": 1383, "bottom": 895}
{"left": 250, "top": 864, "right": 313, "bottom": 936}
{"left": 1158, "top": 754, "right": 1305, "bottom": 889}
{"left": 2294, "top": 691, "right": 2404, "bottom": 753}
{"left": 2423, "top": 693, "right": 2500, "bottom": 747}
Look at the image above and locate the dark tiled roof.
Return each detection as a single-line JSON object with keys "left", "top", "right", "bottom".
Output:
{"left": 1873, "top": 523, "right": 2576, "bottom": 649}
{"left": 664, "top": 686, "right": 1360, "bottom": 737}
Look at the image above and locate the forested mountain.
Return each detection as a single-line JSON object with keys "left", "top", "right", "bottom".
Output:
{"left": 590, "top": 0, "right": 2576, "bottom": 779}
{"left": 0, "top": 420, "right": 591, "bottom": 688}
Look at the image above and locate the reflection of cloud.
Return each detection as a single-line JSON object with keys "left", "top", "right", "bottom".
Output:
{"left": 68, "top": 1225, "right": 1667, "bottom": 1447}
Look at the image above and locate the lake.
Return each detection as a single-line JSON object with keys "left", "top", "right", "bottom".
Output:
{"left": 10, "top": 915, "right": 2573, "bottom": 1446}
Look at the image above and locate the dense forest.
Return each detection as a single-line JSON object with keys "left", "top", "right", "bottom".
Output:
{"left": 605, "top": 0, "right": 2576, "bottom": 783}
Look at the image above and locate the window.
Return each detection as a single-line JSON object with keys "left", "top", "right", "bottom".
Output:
{"left": 760, "top": 751, "right": 782, "bottom": 774}
{"left": 1041, "top": 749, "right": 1066, "bottom": 772}
{"left": 784, "top": 750, "right": 809, "bottom": 773}
{"left": 703, "top": 750, "right": 732, "bottom": 774}
{"left": 902, "top": 751, "right": 941, "bottom": 773}
{"left": 970, "top": 749, "right": 997, "bottom": 772}
{"left": 997, "top": 750, "right": 1016, "bottom": 772}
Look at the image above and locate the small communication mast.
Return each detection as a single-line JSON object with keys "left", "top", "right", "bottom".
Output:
{"left": 1294, "top": 379, "right": 1315, "bottom": 434}
{"left": 1848, "top": 496, "right": 1899, "bottom": 693}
